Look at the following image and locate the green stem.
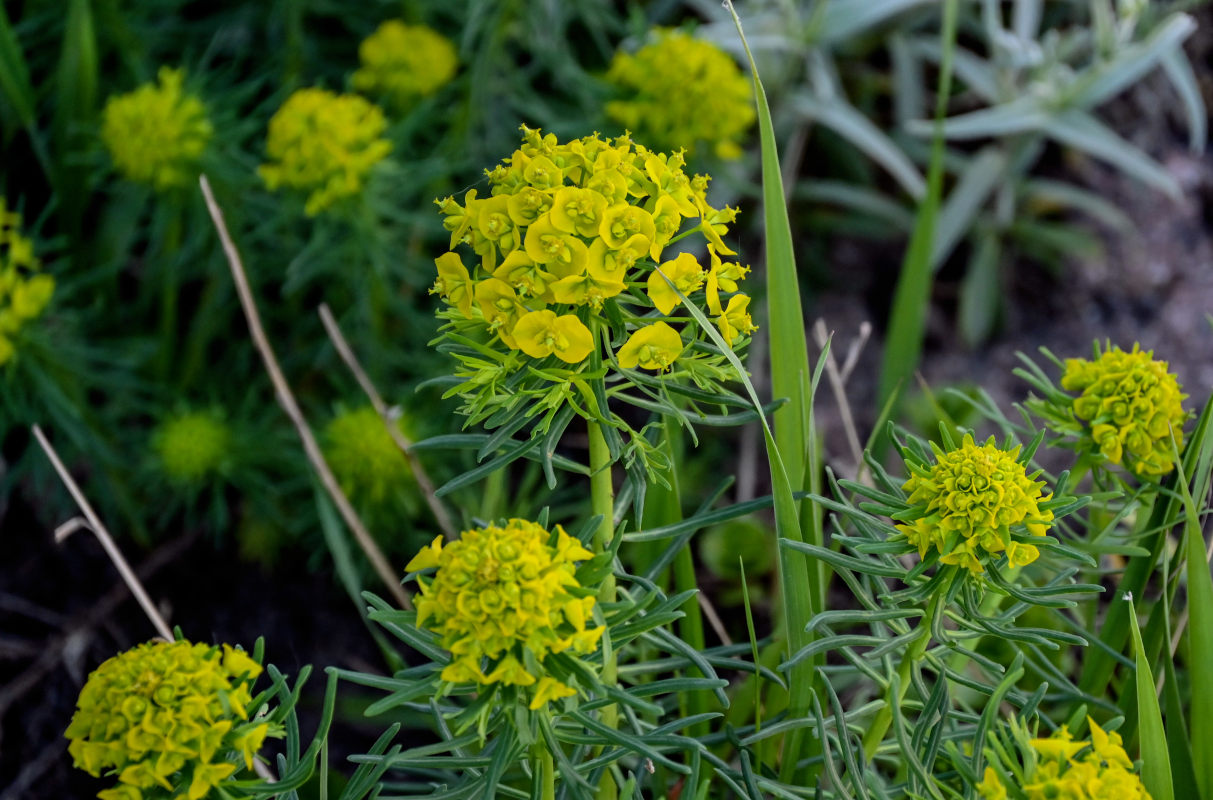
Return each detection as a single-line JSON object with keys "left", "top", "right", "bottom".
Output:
{"left": 862, "top": 592, "right": 943, "bottom": 761}
{"left": 533, "top": 742, "right": 555, "bottom": 800}
{"left": 587, "top": 418, "right": 618, "bottom": 800}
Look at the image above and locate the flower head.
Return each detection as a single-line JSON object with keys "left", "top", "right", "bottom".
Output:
{"left": 101, "top": 67, "right": 212, "bottom": 191}
{"left": 65, "top": 640, "right": 273, "bottom": 800}
{"left": 153, "top": 411, "right": 231, "bottom": 485}
{"left": 897, "top": 434, "right": 1054, "bottom": 575}
{"left": 323, "top": 406, "right": 415, "bottom": 506}
{"left": 432, "top": 126, "right": 755, "bottom": 372}
{"left": 0, "top": 198, "right": 52, "bottom": 367}
{"left": 353, "top": 21, "right": 457, "bottom": 107}
{"left": 605, "top": 28, "right": 755, "bottom": 159}
{"left": 406, "top": 519, "right": 603, "bottom": 708}
{"left": 1060, "top": 343, "right": 1188, "bottom": 478}
{"left": 978, "top": 716, "right": 1150, "bottom": 800}
{"left": 259, "top": 88, "right": 392, "bottom": 215}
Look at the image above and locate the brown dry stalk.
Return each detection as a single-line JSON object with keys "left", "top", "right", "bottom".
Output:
{"left": 317, "top": 303, "right": 457, "bottom": 540}
{"left": 199, "top": 176, "right": 410, "bottom": 610}
{"left": 32, "top": 425, "right": 175, "bottom": 642}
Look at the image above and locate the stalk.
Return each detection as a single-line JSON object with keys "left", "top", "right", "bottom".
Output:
{"left": 862, "top": 592, "right": 943, "bottom": 760}
{"left": 587, "top": 417, "right": 618, "bottom": 800}
{"left": 533, "top": 742, "right": 555, "bottom": 800}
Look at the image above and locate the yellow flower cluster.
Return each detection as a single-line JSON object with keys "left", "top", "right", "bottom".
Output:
{"left": 153, "top": 411, "right": 230, "bottom": 485}
{"left": 605, "top": 28, "right": 755, "bottom": 160}
{"left": 978, "top": 717, "right": 1151, "bottom": 799}
{"left": 101, "top": 67, "right": 212, "bottom": 191}
{"left": 259, "top": 88, "right": 392, "bottom": 216}
{"left": 0, "top": 198, "right": 53, "bottom": 367}
{"left": 323, "top": 406, "right": 414, "bottom": 506}
{"left": 65, "top": 640, "right": 270, "bottom": 800}
{"left": 897, "top": 435, "right": 1054, "bottom": 575}
{"left": 406, "top": 519, "right": 603, "bottom": 709}
{"left": 352, "top": 21, "right": 458, "bottom": 106}
{"left": 1061, "top": 344, "right": 1187, "bottom": 478}
{"left": 433, "top": 126, "right": 756, "bottom": 372}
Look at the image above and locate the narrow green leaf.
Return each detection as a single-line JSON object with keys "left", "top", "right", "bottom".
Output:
{"left": 1126, "top": 593, "right": 1174, "bottom": 800}
{"left": 930, "top": 148, "right": 1007, "bottom": 270}
{"left": 876, "top": 0, "right": 959, "bottom": 423}
{"left": 0, "top": 4, "right": 35, "bottom": 127}
{"left": 1175, "top": 432, "right": 1213, "bottom": 798}
{"left": 1160, "top": 48, "right": 1207, "bottom": 153}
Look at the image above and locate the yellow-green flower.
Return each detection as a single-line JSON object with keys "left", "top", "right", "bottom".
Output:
{"left": 323, "top": 406, "right": 415, "bottom": 506}
{"left": 101, "top": 67, "right": 212, "bottom": 191}
{"left": 352, "top": 21, "right": 457, "bottom": 107}
{"left": 897, "top": 434, "right": 1054, "bottom": 575}
{"left": 153, "top": 411, "right": 231, "bottom": 485}
{"left": 0, "top": 198, "right": 52, "bottom": 367}
{"left": 717, "top": 294, "right": 757, "bottom": 343}
{"left": 647, "top": 252, "right": 705, "bottom": 315}
{"left": 617, "top": 322, "right": 684, "bottom": 371}
{"left": 1060, "top": 343, "right": 1188, "bottom": 478}
{"left": 605, "top": 28, "right": 755, "bottom": 159}
{"left": 406, "top": 519, "right": 603, "bottom": 708}
{"left": 259, "top": 88, "right": 392, "bottom": 216}
{"left": 65, "top": 640, "right": 273, "bottom": 800}
{"left": 513, "top": 309, "right": 594, "bottom": 363}
{"left": 978, "top": 716, "right": 1151, "bottom": 799}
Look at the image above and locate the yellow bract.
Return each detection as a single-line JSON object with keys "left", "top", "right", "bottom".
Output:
{"left": 897, "top": 434, "right": 1054, "bottom": 575}
{"left": 101, "top": 67, "right": 212, "bottom": 191}
{"left": 259, "top": 88, "right": 392, "bottom": 216}
{"left": 432, "top": 126, "right": 755, "bottom": 375}
{"left": 1061, "top": 343, "right": 1188, "bottom": 478}
{"left": 618, "top": 322, "right": 684, "bottom": 372}
{"left": 352, "top": 21, "right": 457, "bottom": 106}
{"left": 406, "top": 519, "right": 603, "bottom": 709}
{"left": 0, "top": 198, "right": 52, "bottom": 367}
{"left": 605, "top": 28, "right": 755, "bottom": 159}
{"left": 513, "top": 309, "right": 594, "bottom": 363}
{"left": 65, "top": 640, "right": 270, "bottom": 800}
{"left": 978, "top": 717, "right": 1151, "bottom": 800}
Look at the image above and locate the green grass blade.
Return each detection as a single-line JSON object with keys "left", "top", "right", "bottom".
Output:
{"left": 723, "top": 1, "right": 821, "bottom": 780}
{"left": 1126, "top": 593, "right": 1174, "bottom": 800}
{"left": 876, "top": 0, "right": 959, "bottom": 426}
{"left": 1174, "top": 428, "right": 1213, "bottom": 798}
{"left": 55, "top": 0, "right": 99, "bottom": 249}
{"left": 0, "top": 4, "right": 35, "bottom": 128}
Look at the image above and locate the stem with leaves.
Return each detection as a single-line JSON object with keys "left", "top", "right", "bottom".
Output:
{"left": 862, "top": 590, "right": 944, "bottom": 760}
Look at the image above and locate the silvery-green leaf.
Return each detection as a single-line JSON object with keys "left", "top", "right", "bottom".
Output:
{"left": 906, "top": 95, "right": 1050, "bottom": 139}
{"left": 792, "top": 92, "right": 926, "bottom": 198}
{"left": 1043, "top": 108, "right": 1181, "bottom": 198}
{"left": 1160, "top": 47, "right": 1207, "bottom": 153}
{"left": 931, "top": 147, "right": 1007, "bottom": 271}
{"left": 1070, "top": 13, "right": 1195, "bottom": 109}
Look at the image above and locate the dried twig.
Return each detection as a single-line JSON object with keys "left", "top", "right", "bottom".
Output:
{"left": 318, "top": 303, "right": 457, "bottom": 539}
{"left": 697, "top": 593, "right": 733, "bottom": 647}
{"left": 199, "top": 176, "right": 410, "bottom": 610}
{"left": 32, "top": 425, "right": 175, "bottom": 641}
{"left": 812, "top": 320, "right": 865, "bottom": 480}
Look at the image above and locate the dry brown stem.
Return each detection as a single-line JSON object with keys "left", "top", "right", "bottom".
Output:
{"left": 199, "top": 176, "right": 410, "bottom": 610}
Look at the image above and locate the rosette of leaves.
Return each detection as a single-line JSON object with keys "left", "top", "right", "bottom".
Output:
{"left": 429, "top": 125, "right": 763, "bottom": 491}
{"left": 779, "top": 423, "right": 1103, "bottom": 795}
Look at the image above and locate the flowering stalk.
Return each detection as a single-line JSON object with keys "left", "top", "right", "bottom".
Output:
{"left": 587, "top": 416, "right": 618, "bottom": 800}
{"left": 861, "top": 591, "right": 943, "bottom": 760}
